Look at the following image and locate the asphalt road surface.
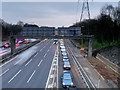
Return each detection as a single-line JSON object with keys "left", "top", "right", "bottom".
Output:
{"left": 1, "top": 39, "right": 56, "bottom": 88}
{"left": 0, "top": 39, "right": 86, "bottom": 89}
{"left": 0, "top": 43, "right": 34, "bottom": 57}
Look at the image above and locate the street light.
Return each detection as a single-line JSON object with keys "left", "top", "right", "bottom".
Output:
{"left": 81, "top": 26, "right": 84, "bottom": 48}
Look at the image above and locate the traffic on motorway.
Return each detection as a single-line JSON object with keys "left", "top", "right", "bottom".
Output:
{"left": 0, "top": 39, "right": 38, "bottom": 56}
{"left": 59, "top": 39, "right": 74, "bottom": 88}
{"left": 1, "top": 39, "right": 85, "bottom": 89}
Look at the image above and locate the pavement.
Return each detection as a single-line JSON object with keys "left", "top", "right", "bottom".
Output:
{"left": 64, "top": 39, "right": 109, "bottom": 88}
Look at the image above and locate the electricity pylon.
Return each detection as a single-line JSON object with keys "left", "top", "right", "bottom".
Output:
{"left": 79, "top": 0, "right": 92, "bottom": 48}
{"left": 80, "top": 0, "right": 91, "bottom": 22}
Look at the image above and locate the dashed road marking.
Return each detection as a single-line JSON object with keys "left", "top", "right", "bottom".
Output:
{"left": 25, "top": 59, "right": 32, "bottom": 66}
{"left": 0, "top": 69, "right": 9, "bottom": 77}
{"left": 44, "top": 53, "right": 47, "bottom": 58}
{"left": 38, "top": 60, "right": 43, "bottom": 67}
{"left": 27, "top": 70, "right": 36, "bottom": 83}
{"left": 39, "top": 49, "right": 42, "bottom": 52}
{"left": 8, "top": 70, "right": 21, "bottom": 83}
{"left": 47, "top": 49, "right": 49, "bottom": 53}
{"left": 45, "top": 45, "right": 58, "bottom": 88}
{"left": 14, "top": 59, "right": 22, "bottom": 65}
{"left": 34, "top": 53, "right": 38, "bottom": 57}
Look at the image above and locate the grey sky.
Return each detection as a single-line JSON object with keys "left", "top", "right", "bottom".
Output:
{"left": 1, "top": 2, "right": 118, "bottom": 27}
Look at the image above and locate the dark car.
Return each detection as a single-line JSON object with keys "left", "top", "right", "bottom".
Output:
{"left": 61, "top": 71, "right": 74, "bottom": 88}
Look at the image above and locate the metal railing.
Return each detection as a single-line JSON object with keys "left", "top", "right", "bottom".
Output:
{"left": 0, "top": 40, "right": 41, "bottom": 63}
{"left": 65, "top": 41, "right": 96, "bottom": 89}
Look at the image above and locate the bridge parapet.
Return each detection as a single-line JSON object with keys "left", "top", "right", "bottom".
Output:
{"left": 22, "top": 26, "right": 81, "bottom": 37}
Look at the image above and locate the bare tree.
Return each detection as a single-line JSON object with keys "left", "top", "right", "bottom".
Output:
{"left": 17, "top": 21, "right": 24, "bottom": 27}
{"left": 101, "top": 4, "right": 115, "bottom": 20}
{"left": 113, "top": 7, "right": 120, "bottom": 25}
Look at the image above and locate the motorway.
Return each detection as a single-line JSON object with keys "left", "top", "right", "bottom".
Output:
{"left": 0, "top": 44, "right": 27, "bottom": 57}
{"left": 0, "top": 39, "right": 86, "bottom": 89}
{"left": 0, "top": 42, "right": 35, "bottom": 58}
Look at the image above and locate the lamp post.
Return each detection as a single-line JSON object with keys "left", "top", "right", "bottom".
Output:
{"left": 81, "top": 26, "right": 84, "bottom": 48}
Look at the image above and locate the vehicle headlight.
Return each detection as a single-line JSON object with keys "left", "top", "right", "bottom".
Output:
{"left": 71, "top": 82, "right": 73, "bottom": 86}
{"left": 62, "top": 82, "right": 65, "bottom": 85}
{"left": 64, "top": 65, "right": 66, "bottom": 67}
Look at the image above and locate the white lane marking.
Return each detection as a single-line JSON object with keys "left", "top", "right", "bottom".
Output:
{"left": 38, "top": 60, "right": 43, "bottom": 67}
{"left": 27, "top": 70, "right": 36, "bottom": 83}
{"left": 45, "top": 45, "right": 58, "bottom": 88}
{"left": 0, "top": 55, "right": 19, "bottom": 67}
{"left": 0, "top": 69, "right": 9, "bottom": 77}
{"left": 47, "top": 49, "right": 49, "bottom": 53}
{"left": 0, "top": 40, "right": 45, "bottom": 68}
{"left": 34, "top": 53, "right": 38, "bottom": 57}
{"left": 39, "top": 40, "right": 50, "bottom": 52}
{"left": 8, "top": 70, "right": 21, "bottom": 83}
{"left": 14, "top": 59, "right": 22, "bottom": 65}
{"left": 44, "top": 53, "right": 47, "bottom": 58}
{"left": 43, "top": 46, "right": 46, "bottom": 48}
{"left": 25, "top": 59, "right": 32, "bottom": 66}
{"left": 39, "top": 49, "right": 42, "bottom": 52}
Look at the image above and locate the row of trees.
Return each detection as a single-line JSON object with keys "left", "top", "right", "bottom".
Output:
{"left": 72, "top": 4, "right": 120, "bottom": 45}
{"left": 1, "top": 20, "right": 23, "bottom": 40}
{"left": 1, "top": 20, "right": 37, "bottom": 41}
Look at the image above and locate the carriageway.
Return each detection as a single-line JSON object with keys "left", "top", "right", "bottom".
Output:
{"left": 10, "top": 26, "right": 94, "bottom": 57}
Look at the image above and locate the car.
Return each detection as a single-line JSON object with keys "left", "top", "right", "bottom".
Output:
{"left": 61, "top": 45, "right": 65, "bottom": 49}
{"left": 18, "top": 41, "right": 23, "bottom": 44}
{"left": 60, "top": 43, "right": 64, "bottom": 46}
{"left": 23, "top": 41, "right": 29, "bottom": 44}
{"left": 60, "top": 46, "right": 65, "bottom": 51}
{"left": 61, "top": 71, "right": 74, "bottom": 88}
{"left": 53, "top": 39, "right": 58, "bottom": 44}
{"left": 63, "top": 55, "right": 69, "bottom": 61}
{"left": 63, "top": 61, "right": 71, "bottom": 69}
{"left": 61, "top": 48, "right": 66, "bottom": 52}
{"left": 60, "top": 39, "right": 64, "bottom": 43}
{"left": 3, "top": 43, "right": 10, "bottom": 48}
{"left": 62, "top": 51, "right": 67, "bottom": 56}
{"left": 60, "top": 44, "right": 64, "bottom": 48}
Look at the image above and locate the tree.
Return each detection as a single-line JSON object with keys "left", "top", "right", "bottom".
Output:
{"left": 17, "top": 21, "right": 24, "bottom": 27}
{"left": 113, "top": 7, "right": 120, "bottom": 25}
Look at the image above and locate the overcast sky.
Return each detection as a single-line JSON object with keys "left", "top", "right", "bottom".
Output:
{"left": 1, "top": 1, "right": 119, "bottom": 27}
